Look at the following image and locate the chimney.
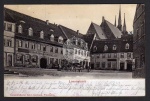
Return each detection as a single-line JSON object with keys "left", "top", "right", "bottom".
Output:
{"left": 102, "top": 16, "right": 105, "bottom": 22}
{"left": 46, "top": 20, "right": 49, "bottom": 25}
{"left": 77, "top": 30, "right": 79, "bottom": 35}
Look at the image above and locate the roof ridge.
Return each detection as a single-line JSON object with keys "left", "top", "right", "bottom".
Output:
{"left": 4, "top": 7, "right": 55, "bottom": 27}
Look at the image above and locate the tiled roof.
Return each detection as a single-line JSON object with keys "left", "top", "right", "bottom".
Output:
{"left": 105, "top": 20, "right": 123, "bottom": 38}
{"left": 91, "top": 38, "right": 133, "bottom": 54}
{"left": 59, "top": 25, "right": 84, "bottom": 39}
{"left": 83, "top": 34, "right": 95, "bottom": 50}
{"left": 92, "top": 23, "right": 107, "bottom": 39}
{"left": 4, "top": 8, "right": 67, "bottom": 42}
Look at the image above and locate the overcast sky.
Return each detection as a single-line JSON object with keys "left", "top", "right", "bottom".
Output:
{"left": 4, "top": 4, "right": 137, "bottom": 34}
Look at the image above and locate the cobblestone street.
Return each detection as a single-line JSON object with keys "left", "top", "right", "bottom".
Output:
{"left": 4, "top": 67, "right": 132, "bottom": 79}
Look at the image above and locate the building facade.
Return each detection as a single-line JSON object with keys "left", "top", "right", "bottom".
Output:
{"left": 133, "top": 4, "right": 145, "bottom": 78}
{"left": 90, "top": 35, "right": 133, "bottom": 70}
{"left": 4, "top": 8, "right": 90, "bottom": 69}
{"left": 4, "top": 21, "right": 15, "bottom": 67}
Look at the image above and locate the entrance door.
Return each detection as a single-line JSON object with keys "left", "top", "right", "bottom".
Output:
{"left": 120, "top": 63, "right": 124, "bottom": 70}
{"left": 8, "top": 54, "right": 12, "bottom": 66}
{"left": 40, "top": 58, "right": 47, "bottom": 68}
{"left": 127, "top": 63, "right": 132, "bottom": 71}
{"left": 91, "top": 63, "right": 94, "bottom": 69}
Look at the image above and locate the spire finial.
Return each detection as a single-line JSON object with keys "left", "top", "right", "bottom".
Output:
{"left": 117, "top": 4, "right": 122, "bottom": 31}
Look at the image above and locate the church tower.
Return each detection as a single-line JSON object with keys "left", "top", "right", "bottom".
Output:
{"left": 117, "top": 5, "right": 122, "bottom": 31}
{"left": 123, "top": 13, "right": 127, "bottom": 34}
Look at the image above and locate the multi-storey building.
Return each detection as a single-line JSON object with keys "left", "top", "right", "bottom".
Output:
{"left": 85, "top": 6, "right": 133, "bottom": 71}
{"left": 4, "top": 8, "right": 90, "bottom": 69}
{"left": 133, "top": 4, "right": 145, "bottom": 78}
{"left": 90, "top": 35, "right": 133, "bottom": 70}
{"left": 4, "top": 20, "right": 15, "bottom": 67}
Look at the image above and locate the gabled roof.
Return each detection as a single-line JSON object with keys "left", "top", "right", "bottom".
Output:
{"left": 59, "top": 25, "right": 84, "bottom": 39}
{"left": 4, "top": 8, "right": 66, "bottom": 40}
{"left": 105, "top": 20, "right": 123, "bottom": 38}
{"left": 83, "top": 34, "right": 95, "bottom": 50}
{"left": 92, "top": 23, "right": 107, "bottom": 39}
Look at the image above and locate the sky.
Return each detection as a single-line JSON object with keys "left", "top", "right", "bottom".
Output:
{"left": 4, "top": 4, "right": 137, "bottom": 34}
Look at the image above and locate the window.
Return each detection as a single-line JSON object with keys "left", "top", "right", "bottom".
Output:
{"left": 31, "top": 43, "right": 35, "bottom": 49}
{"left": 58, "top": 36, "right": 63, "bottom": 43}
{"left": 102, "top": 62, "right": 105, "bottom": 68}
{"left": 127, "top": 53, "right": 131, "bottom": 58}
{"left": 104, "top": 45, "right": 108, "bottom": 51}
{"left": 28, "top": 27, "right": 33, "bottom": 36}
{"left": 81, "top": 51, "right": 83, "bottom": 56}
{"left": 50, "top": 47, "right": 53, "bottom": 52}
{"left": 75, "top": 49, "right": 77, "bottom": 54}
{"left": 120, "top": 53, "right": 124, "bottom": 58}
{"left": 55, "top": 47, "right": 58, "bottom": 53}
{"left": 78, "top": 50, "right": 80, "bottom": 55}
{"left": 43, "top": 46, "right": 46, "bottom": 51}
{"left": 18, "top": 40, "right": 22, "bottom": 47}
{"left": 25, "top": 54, "right": 30, "bottom": 62}
{"left": 50, "top": 34, "right": 54, "bottom": 41}
{"left": 102, "top": 54, "right": 105, "bottom": 58}
{"left": 31, "top": 55, "right": 37, "bottom": 63}
{"left": 40, "top": 31, "right": 44, "bottom": 39}
{"left": 114, "top": 53, "right": 117, "bottom": 58}
{"left": 61, "top": 48, "right": 63, "bottom": 54}
{"left": 18, "top": 25, "right": 23, "bottom": 33}
{"left": 93, "top": 46, "right": 97, "bottom": 52}
{"left": 84, "top": 51, "right": 86, "bottom": 56}
{"left": 37, "top": 44, "right": 41, "bottom": 50}
{"left": 25, "top": 41, "right": 29, "bottom": 48}
{"left": 7, "top": 40, "right": 12, "bottom": 47}
{"left": 96, "top": 62, "right": 100, "bottom": 68}
{"left": 113, "top": 45, "right": 117, "bottom": 50}
{"left": 7, "top": 23, "right": 12, "bottom": 31}
{"left": 125, "top": 43, "right": 130, "bottom": 49}
{"left": 16, "top": 54, "right": 23, "bottom": 62}
{"left": 108, "top": 53, "right": 111, "bottom": 58}
{"left": 108, "top": 62, "right": 111, "bottom": 68}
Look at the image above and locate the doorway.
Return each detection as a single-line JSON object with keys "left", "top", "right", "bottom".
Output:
{"left": 120, "top": 63, "right": 124, "bottom": 70}
{"left": 8, "top": 54, "right": 12, "bottom": 66}
{"left": 40, "top": 58, "right": 47, "bottom": 68}
{"left": 127, "top": 63, "right": 132, "bottom": 71}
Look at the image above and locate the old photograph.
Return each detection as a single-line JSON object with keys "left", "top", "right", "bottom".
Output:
{"left": 3, "top": 4, "right": 145, "bottom": 97}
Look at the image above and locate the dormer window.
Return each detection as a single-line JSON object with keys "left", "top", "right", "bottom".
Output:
{"left": 93, "top": 46, "right": 97, "bottom": 52}
{"left": 50, "top": 34, "right": 54, "bottom": 41}
{"left": 58, "top": 36, "right": 63, "bottom": 43}
{"left": 40, "top": 31, "right": 44, "bottom": 39}
{"left": 104, "top": 45, "right": 108, "bottom": 51}
{"left": 125, "top": 43, "right": 130, "bottom": 49}
{"left": 18, "top": 25, "right": 22, "bottom": 33}
{"left": 113, "top": 45, "right": 117, "bottom": 50}
{"left": 28, "top": 27, "right": 33, "bottom": 36}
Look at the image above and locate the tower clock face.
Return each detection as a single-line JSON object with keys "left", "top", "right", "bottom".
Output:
{"left": 63, "top": 37, "right": 89, "bottom": 63}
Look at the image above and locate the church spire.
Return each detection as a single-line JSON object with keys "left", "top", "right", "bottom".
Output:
{"left": 114, "top": 15, "right": 116, "bottom": 26}
{"left": 123, "top": 13, "right": 127, "bottom": 34}
{"left": 117, "top": 5, "right": 122, "bottom": 31}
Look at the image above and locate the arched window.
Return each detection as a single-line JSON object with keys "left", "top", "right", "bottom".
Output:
{"left": 50, "top": 34, "right": 54, "bottom": 41}
{"left": 93, "top": 46, "right": 97, "bottom": 52}
{"left": 18, "top": 25, "right": 22, "bottom": 33}
{"left": 40, "top": 31, "right": 44, "bottom": 39}
{"left": 113, "top": 45, "right": 117, "bottom": 50}
{"left": 125, "top": 43, "right": 130, "bottom": 49}
{"left": 28, "top": 27, "right": 33, "bottom": 36}
{"left": 58, "top": 36, "right": 63, "bottom": 43}
{"left": 104, "top": 45, "right": 108, "bottom": 51}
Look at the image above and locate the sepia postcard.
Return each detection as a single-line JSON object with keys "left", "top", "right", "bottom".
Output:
{"left": 3, "top": 4, "right": 145, "bottom": 97}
